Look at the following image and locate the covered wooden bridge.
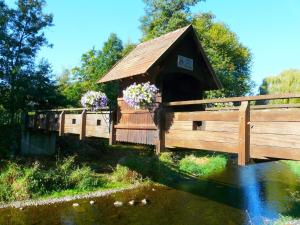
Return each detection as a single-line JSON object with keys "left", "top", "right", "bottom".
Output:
{"left": 26, "top": 25, "right": 300, "bottom": 165}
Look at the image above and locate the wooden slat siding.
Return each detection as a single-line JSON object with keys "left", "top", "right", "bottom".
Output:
{"left": 64, "top": 114, "right": 81, "bottom": 134}
{"left": 251, "top": 133, "right": 300, "bottom": 149}
{"left": 86, "top": 113, "right": 110, "bottom": 138}
{"left": 165, "top": 139, "right": 238, "bottom": 153}
{"left": 166, "top": 130, "right": 238, "bottom": 143}
{"left": 251, "top": 108, "right": 300, "bottom": 122}
{"left": 250, "top": 145, "right": 300, "bottom": 160}
{"left": 206, "top": 103, "right": 300, "bottom": 111}
{"left": 59, "top": 111, "right": 65, "bottom": 136}
{"left": 238, "top": 101, "right": 250, "bottom": 166}
{"left": 172, "top": 111, "right": 239, "bottom": 122}
{"left": 166, "top": 93, "right": 300, "bottom": 106}
{"left": 79, "top": 110, "right": 87, "bottom": 140}
{"left": 251, "top": 122, "right": 300, "bottom": 135}
{"left": 115, "top": 124, "right": 157, "bottom": 130}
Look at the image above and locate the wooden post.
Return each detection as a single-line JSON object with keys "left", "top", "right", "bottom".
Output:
{"left": 33, "top": 113, "right": 39, "bottom": 129}
{"left": 238, "top": 101, "right": 250, "bottom": 166}
{"left": 109, "top": 110, "right": 116, "bottom": 145}
{"left": 155, "top": 105, "right": 165, "bottom": 154}
{"left": 80, "top": 110, "right": 87, "bottom": 140}
{"left": 45, "top": 113, "right": 50, "bottom": 131}
{"left": 59, "top": 111, "right": 65, "bottom": 136}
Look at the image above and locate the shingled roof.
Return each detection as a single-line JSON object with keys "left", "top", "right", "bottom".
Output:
{"left": 97, "top": 25, "right": 220, "bottom": 88}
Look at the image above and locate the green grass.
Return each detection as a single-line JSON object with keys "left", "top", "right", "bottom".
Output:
{"left": 271, "top": 216, "right": 299, "bottom": 225}
{"left": 285, "top": 160, "right": 300, "bottom": 176}
{"left": 179, "top": 154, "right": 227, "bottom": 177}
{"left": 0, "top": 135, "right": 229, "bottom": 203}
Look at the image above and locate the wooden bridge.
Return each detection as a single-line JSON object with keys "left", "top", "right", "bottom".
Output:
{"left": 26, "top": 93, "right": 300, "bottom": 166}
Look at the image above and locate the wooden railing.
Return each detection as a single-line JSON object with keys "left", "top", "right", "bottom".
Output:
{"left": 163, "top": 93, "right": 300, "bottom": 165}
{"left": 26, "top": 108, "right": 111, "bottom": 140}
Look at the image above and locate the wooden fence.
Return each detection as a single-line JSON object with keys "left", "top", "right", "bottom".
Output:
{"left": 163, "top": 93, "right": 300, "bottom": 165}
{"left": 25, "top": 93, "right": 300, "bottom": 166}
{"left": 26, "top": 108, "right": 111, "bottom": 139}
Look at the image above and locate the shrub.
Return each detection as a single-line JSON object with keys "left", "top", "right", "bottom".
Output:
{"left": 159, "top": 152, "right": 174, "bottom": 164}
{"left": 110, "top": 165, "right": 141, "bottom": 184}
{"left": 179, "top": 154, "right": 227, "bottom": 177}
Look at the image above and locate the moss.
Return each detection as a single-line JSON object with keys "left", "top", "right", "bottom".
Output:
{"left": 271, "top": 216, "right": 300, "bottom": 225}
{"left": 179, "top": 154, "right": 227, "bottom": 177}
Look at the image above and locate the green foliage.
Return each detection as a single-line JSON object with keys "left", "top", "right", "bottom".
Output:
{"left": 110, "top": 165, "right": 141, "bottom": 184}
{"left": 140, "top": 0, "right": 254, "bottom": 97}
{"left": 0, "top": 156, "right": 102, "bottom": 202}
{"left": 159, "top": 152, "right": 174, "bottom": 164}
{"left": 192, "top": 13, "right": 253, "bottom": 97}
{"left": 58, "top": 33, "right": 124, "bottom": 107}
{"left": 179, "top": 154, "right": 227, "bottom": 176}
{"left": 259, "top": 69, "right": 300, "bottom": 104}
{"left": 140, "top": 0, "right": 203, "bottom": 41}
{"left": 0, "top": 0, "right": 64, "bottom": 123}
{"left": 285, "top": 160, "right": 300, "bottom": 176}
{"left": 271, "top": 216, "right": 299, "bottom": 225}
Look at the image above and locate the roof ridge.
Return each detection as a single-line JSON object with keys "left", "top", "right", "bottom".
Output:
{"left": 137, "top": 25, "right": 191, "bottom": 47}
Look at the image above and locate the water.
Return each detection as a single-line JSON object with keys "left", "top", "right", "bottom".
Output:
{"left": 1, "top": 161, "right": 300, "bottom": 225}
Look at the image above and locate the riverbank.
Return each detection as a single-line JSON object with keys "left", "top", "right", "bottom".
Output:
{"left": 0, "top": 184, "right": 143, "bottom": 209}
{"left": 0, "top": 136, "right": 228, "bottom": 206}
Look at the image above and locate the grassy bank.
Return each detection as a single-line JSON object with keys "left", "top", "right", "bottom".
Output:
{"left": 0, "top": 136, "right": 228, "bottom": 203}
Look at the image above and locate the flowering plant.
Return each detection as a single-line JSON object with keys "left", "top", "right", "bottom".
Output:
{"left": 123, "top": 82, "right": 158, "bottom": 109}
{"left": 80, "top": 91, "right": 108, "bottom": 111}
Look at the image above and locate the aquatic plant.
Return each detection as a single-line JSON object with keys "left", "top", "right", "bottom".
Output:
{"left": 80, "top": 91, "right": 108, "bottom": 111}
{"left": 123, "top": 82, "right": 158, "bottom": 109}
{"left": 179, "top": 154, "right": 227, "bottom": 177}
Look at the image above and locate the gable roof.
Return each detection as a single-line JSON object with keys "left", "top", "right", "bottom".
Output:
{"left": 97, "top": 25, "right": 221, "bottom": 89}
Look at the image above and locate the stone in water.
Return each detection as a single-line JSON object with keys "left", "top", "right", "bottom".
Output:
{"left": 141, "top": 199, "right": 148, "bottom": 205}
{"left": 72, "top": 203, "right": 79, "bottom": 207}
{"left": 114, "top": 201, "right": 123, "bottom": 207}
{"left": 90, "top": 200, "right": 95, "bottom": 205}
{"left": 128, "top": 200, "right": 135, "bottom": 206}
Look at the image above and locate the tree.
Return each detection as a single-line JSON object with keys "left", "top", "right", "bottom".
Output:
{"left": 140, "top": 0, "right": 203, "bottom": 41}
{"left": 192, "top": 13, "right": 253, "bottom": 98}
{"left": 0, "top": 0, "right": 54, "bottom": 124}
{"left": 259, "top": 69, "right": 300, "bottom": 104}
{"left": 59, "top": 33, "right": 124, "bottom": 107}
{"left": 140, "top": 1, "right": 254, "bottom": 97}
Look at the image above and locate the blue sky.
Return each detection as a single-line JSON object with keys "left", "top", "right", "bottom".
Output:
{"left": 7, "top": 0, "right": 300, "bottom": 92}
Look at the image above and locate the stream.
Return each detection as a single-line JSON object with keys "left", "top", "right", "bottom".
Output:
{"left": 1, "top": 161, "right": 300, "bottom": 225}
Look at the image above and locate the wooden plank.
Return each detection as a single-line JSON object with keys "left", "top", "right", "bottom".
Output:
{"left": 167, "top": 120, "right": 194, "bottom": 131}
{"left": 165, "top": 130, "right": 238, "bottom": 143}
{"left": 250, "top": 122, "right": 300, "bottom": 135}
{"left": 238, "top": 101, "right": 250, "bottom": 166}
{"left": 172, "top": 111, "right": 239, "bottom": 122}
{"left": 114, "top": 124, "right": 157, "bottom": 130}
{"left": 250, "top": 145, "right": 300, "bottom": 161}
{"left": 59, "top": 111, "right": 65, "bottom": 136}
{"left": 165, "top": 138, "right": 238, "bottom": 153}
{"left": 79, "top": 110, "right": 86, "bottom": 140}
{"left": 156, "top": 107, "right": 165, "bottom": 154}
{"left": 165, "top": 93, "right": 300, "bottom": 106}
{"left": 251, "top": 133, "right": 300, "bottom": 149}
{"left": 251, "top": 109, "right": 300, "bottom": 122}
{"left": 203, "top": 121, "right": 238, "bottom": 133}
{"left": 205, "top": 103, "right": 300, "bottom": 111}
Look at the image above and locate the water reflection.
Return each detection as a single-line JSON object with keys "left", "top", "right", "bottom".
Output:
{"left": 0, "top": 161, "right": 300, "bottom": 225}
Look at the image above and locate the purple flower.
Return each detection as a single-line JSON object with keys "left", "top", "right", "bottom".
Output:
{"left": 123, "top": 82, "right": 158, "bottom": 109}
{"left": 81, "top": 91, "right": 108, "bottom": 111}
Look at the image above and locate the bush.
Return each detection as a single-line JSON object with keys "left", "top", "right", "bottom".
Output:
{"left": 0, "top": 156, "right": 103, "bottom": 202}
{"left": 179, "top": 154, "right": 227, "bottom": 177}
{"left": 110, "top": 165, "right": 141, "bottom": 184}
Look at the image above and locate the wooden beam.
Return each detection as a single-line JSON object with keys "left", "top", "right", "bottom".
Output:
{"left": 79, "top": 110, "right": 87, "bottom": 140}
{"left": 109, "top": 110, "right": 117, "bottom": 145}
{"left": 156, "top": 106, "right": 165, "bottom": 154}
{"left": 166, "top": 93, "right": 300, "bottom": 106}
{"left": 59, "top": 111, "right": 65, "bottom": 136}
{"left": 238, "top": 101, "right": 250, "bottom": 166}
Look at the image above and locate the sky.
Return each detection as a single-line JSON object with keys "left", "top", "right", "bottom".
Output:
{"left": 6, "top": 0, "right": 300, "bottom": 92}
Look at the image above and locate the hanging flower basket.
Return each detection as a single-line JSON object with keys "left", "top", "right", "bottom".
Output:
{"left": 123, "top": 82, "right": 158, "bottom": 109}
{"left": 80, "top": 91, "right": 108, "bottom": 111}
